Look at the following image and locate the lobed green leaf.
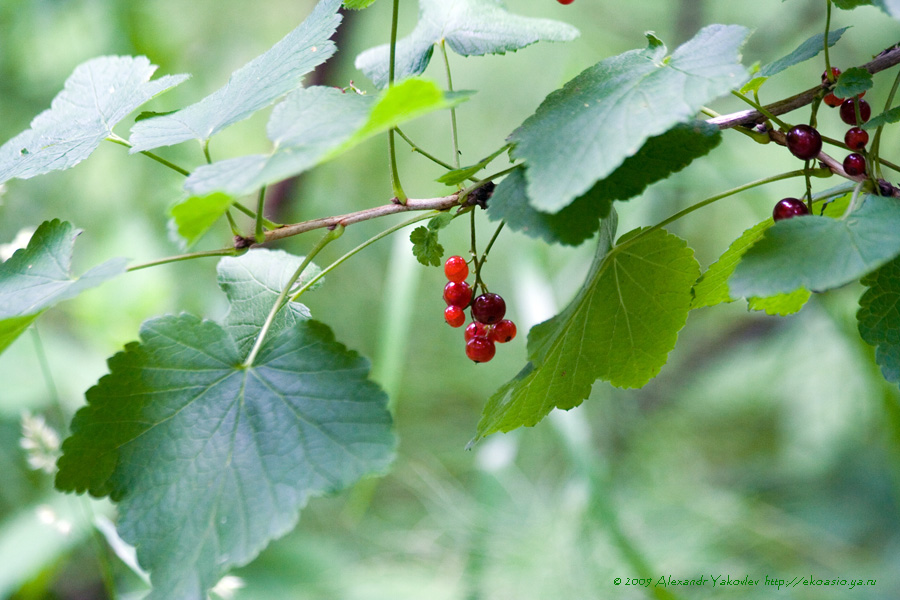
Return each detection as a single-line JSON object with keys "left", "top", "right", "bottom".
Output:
{"left": 473, "top": 213, "right": 700, "bottom": 441}
{"left": 410, "top": 226, "right": 444, "bottom": 266}
{"left": 858, "top": 256, "right": 900, "bottom": 386}
{"left": 168, "top": 192, "right": 235, "bottom": 248}
{"left": 354, "top": 0, "right": 579, "bottom": 89}
{"left": 729, "top": 194, "right": 900, "bottom": 298}
{"left": 834, "top": 66, "right": 873, "bottom": 98}
{"left": 0, "top": 220, "right": 127, "bottom": 356}
{"left": 0, "top": 56, "right": 187, "bottom": 185}
{"left": 129, "top": 0, "right": 343, "bottom": 152}
{"left": 509, "top": 25, "right": 748, "bottom": 214}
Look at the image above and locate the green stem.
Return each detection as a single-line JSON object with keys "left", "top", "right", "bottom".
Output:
{"left": 440, "top": 40, "right": 461, "bottom": 169}
{"left": 618, "top": 169, "right": 815, "bottom": 253}
{"left": 394, "top": 127, "right": 460, "bottom": 171}
{"left": 387, "top": 0, "right": 407, "bottom": 203}
{"left": 872, "top": 67, "right": 900, "bottom": 179}
{"left": 255, "top": 186, "right": 268, "bottom": 243}
{"left": 80, "top": 500, "right": 119, "bottom": 600}
{"left": 730, "top": 91, "right": 790, "bottom": 130}
{"left": 202, "top": 139, "right": 212, "bottom": 164}
{"left": 29, "top": 326, "right": 60, "bottom": 409}
{"left": 105, "top": 135, "right": 191, "bottom": 177}
{"left": 245, "top": 226, "right": 344, "bottom": 367}
{"left": 823, "top": 1, "right": 833, "bottom": 80}
{"left": 126, "top": 247, "right": 240, "bottom": 272}
{"left": 226, "top": 210, "right": 242, "bottom": 237}
{"left": 232, "top": 201, "right": 281, "bottom": 228}
{"left": 290, "top": 214, "right": 436, "bottom": 302}
{"left": 480, "top": 221, "right": 504, "bottom": 266}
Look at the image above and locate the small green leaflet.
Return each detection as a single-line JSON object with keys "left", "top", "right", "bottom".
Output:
{"left": 185, "top": 81, "right": 469, "bottom": 197}
{"left": 488, "top": 122, "right": 722, "bottom": 246}
{"left": 472, "top": 212, "right": 700, "bottom": 442}
{"left": 437, "top": 145, "right": 509, "bottom": 186}
{"left": 509, "top": 25, "right": 749, "bottom": 214}
{"left": 858, "top": 256, "right": 900, "bottom": 386}
{"left": 0, "top": 56, "right": 187, "bottom": 185}
{"left": 0, "top": 220, "right": 127, "bottom": 356}
{"left": 410, "top": 227, "right": 444, "bottom": 266}
{"left": 729, "top": 194, "right": 900, "bottom": 298}
{"left": 56, "top": 252, "right": 394, "bottom": 600}
{"left": 168, "top": 192, "right": 235, "bottom": 248}
{"left": 757, "top": 28, "right": 849, "bottom": 77}
{"left": 354, "top": 0, "right": 579, "bottom": 89}
{"left": 129, "top": 0, "right": 342, "bottom": 152}
{"left": 834, "top": 67, "right": 873, "bottom": 98}
{"left": 863, "top": 105, "right": 900, "bottom": 130}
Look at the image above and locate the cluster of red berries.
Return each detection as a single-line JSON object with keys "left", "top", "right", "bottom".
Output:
{"left": 773, "top": 67, "right": 873, "bottom": 222}
{"left": 442, "top": 255, "right": 517, "bottom": 363}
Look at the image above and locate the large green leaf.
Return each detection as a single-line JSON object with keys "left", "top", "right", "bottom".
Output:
{"left": 168, "top": 192, "right": 235, "bottom": 248}
{"left": 488, "top": 122, "right": 721, "bottom": 246}
{"left": 473, "top": 213, "right": 700, "bottom": 441}
{"left": 56, "top": 255, "right": 394, "bottom": 600}
{"left": 185, "top": 80, "right": 468, "bottom": 197}
{"left": 729, "top": 194, "right": 900, "bottom": 298}
{"left": 0, "top": 220, "right": 127, "bottom": 355}
{"left": 354, "top": 0, "right": 579, "bottom": 89}
{"left": 858, "top": 256, "right": 900, "bottom": 386}
{"left": 509, "top": 25, "right": 748, "bottom": 214}
{"left": 0, "top": 57, "right": 187, "bottom": 185}
{"left": 757, "top": 28, "right": 849, "bottom": 77}
{"left": 129, "top": 0, "right": 342, "bottom": 152}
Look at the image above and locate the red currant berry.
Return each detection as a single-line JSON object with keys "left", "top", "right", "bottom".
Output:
{"left": 464, "top": 321, "right": 489, "bottom": 342}
{"left": 823, "top": 92, "right": 843, "bottom": 108}
{"left": 444, "top": 255, "right": 469, "bottom": 283}
{"left": 822, "top": 67, "right": 841, "bottom": 83}
{"left": 444, "top": 305, "right": 465, "bottom": 328}
{"left": 489, "top": 320, "right": 517, "bottom": 343}
{"left": 465, "top": 337, "right": 496, "bottom": 363}
{"left": 471, "top": 293, "right": 506, "bottom": 324}
{"left": 773, "top": 198, "right": 810, "bottom": 221}
{"left": 443, "top": 281, "right": 472, "bottom": 308}
{"left": 845, "top": 127, "right": 869, "bottom": 151}
{"left": 557, "top": 0, "right": 575, "bottom": 4}
{"left": 843, "top": 152, "right": 867, "bottom": 176}
{"left": 786, "top": 125, "right": 822, "bottom": 160}
{"left": 840, "top": 98, "right": 871, "bottom": 125}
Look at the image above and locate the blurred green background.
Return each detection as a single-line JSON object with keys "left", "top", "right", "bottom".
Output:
{"left": 2, "top": 0, "right": 900, "bottom": 598}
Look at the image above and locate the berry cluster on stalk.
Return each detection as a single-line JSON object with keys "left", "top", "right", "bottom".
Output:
{"left": 442, "top": 256, "right": 516, "bottom": 363}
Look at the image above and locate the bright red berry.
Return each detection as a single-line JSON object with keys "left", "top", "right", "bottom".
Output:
{"left": 443, "top": 281, "right": 472, "bottom": 308}
{"left": 489, "top": 320, "right": 517, "bottom": 343}
{"left": 845, "top": 127, "right": 869, "bottom": 151}
{"left": 465, "top": 337, "right": 496, "bottom": 363}
{"left": 773, "top": 198, "right": 810, "bottom": 221}
{"left": 471, "top": 293, "right": 506, "bottom": 324}
{"left": 823, "top": 92, "right": 843, "bottom": 108}
{"left": 786, "top": 124, "right": 823, "bottom": 160}
{"left": 444, "top": 305, "right": 465, "bottom": 328}
{"left": 840, "top": 98, "right": 871, "bottom": 125}
{"left": 557, "top": 0, "right": 575, "bottom": 4}
{"left": 444, "top": 255, "right": 469, "bottom": 282}
{"left": 843, "top": 152, "right": 867, "bottom": 176}
{"left": 464, "top": 321, "right": 489, "bottom": 342}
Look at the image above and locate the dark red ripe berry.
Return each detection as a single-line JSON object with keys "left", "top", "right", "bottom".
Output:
{"left": 443, "top": 281, "right": 472, "bottom": 308}
{"left": 843, "top": 152, "right": 867, "bottom": 176}
{"left": 471, "top": 293, "right": 506, "bottom": 324}
{"left": 444, "top": 305, "right": 465, "bottom": 328}
{"left": 444, "top": 255, "right": 469, "bottom": 283}
{"left": 489, "top": 320, "right": 517, "bottom": 343}
{"left": 823, "top": 92, "right": 843, "bottom": 108}
{"left": 464, "top": 321, "right": 489, "bottom": 342}
{"left": 822, "top": 67, "right": 841, "bottom": 83}
{"left": 557, "top": 0, "right": 575, "bottom": 4}
{"left": 786, "top": 125, "right": 822, "bottom": 160}
{"left": 840, "top": 98, "right": 871, "bottom": 125}
{"left": 844, "top": 127, "right": 869, "bottom": 151}
{"left": 465, "top": 337, "right": 496, "bottom": 363}
{"left": 773, "top": 198, "right": 810, "bottom": 221}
